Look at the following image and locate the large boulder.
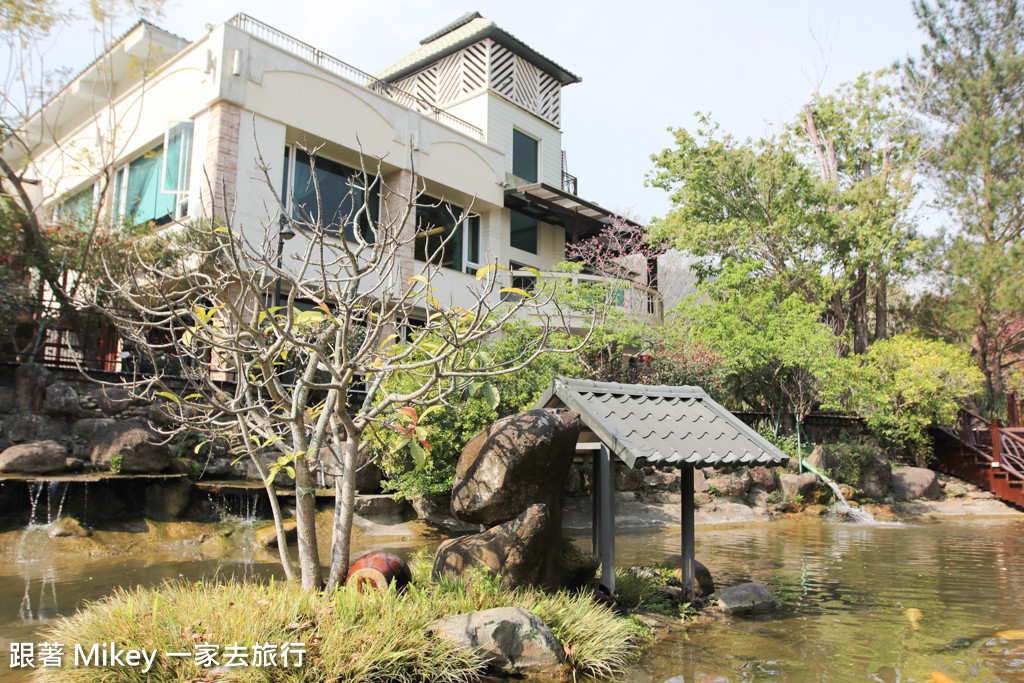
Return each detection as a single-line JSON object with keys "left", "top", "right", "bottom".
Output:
{"left": 749, "top": 466, "right": 777, "bottom": 490}
{"left": 0, "top": 440, "right": 69, "bottom": 474}
{"left": 0, "top": 386, "right": 15, "bottom": 414}
{"left": 15, "top": 363, "right": 53, "bottom": 411}
{"left": 891, "top": 467, "right": 942, "bottom": 500}
{"left": 428, "top": 607, "right": 567, "bottom": 678}
{"left": 451, "top": 409, "right": 580, "bottom": 526}
{"left": 706, "top": 471, "right": 752, "bottom": 498}
{"left": 615, "top": 465, "right": 646, "bottom": 491}
{"left": 42, "top": 383, "right": 80, "bottom": 417}
{"left": 5, "top": 414, "right": 66, "bottom": 443}
{"left": 663, "top": 555, "right": 716, "bottom": 597}
{"left": 779, "top": 472, "right": 819, "bottom": 500}
{"left": 96, "top": 386, "right": 133, "bottom": 415}
{"left": 71, "top": 418, "right": 117, "bottom": 458}
{"left": 806, "top": 445, "right": 839, "bottom": 474}
{"left": 712, "top": 582, "right": 776, "bottom": 615}
{"left": 88, "top": 421, "right": 172, "bottom": 473}
{"left": 861, "top": 458, "right": 892, "bottom": 498}
{"left": 433, "top": 503, "right": 596, "bottom": 590}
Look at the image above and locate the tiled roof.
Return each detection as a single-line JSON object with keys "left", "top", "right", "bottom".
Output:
{"left": 377, "top": 15, "right": 580, "bottom": 85}
{"left": 534, "top": 377, "right": 790, "bottom": 469}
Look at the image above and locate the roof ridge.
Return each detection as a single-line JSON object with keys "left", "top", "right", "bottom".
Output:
{"left": 420, "top": 11, "right": 483, "bottom": 44}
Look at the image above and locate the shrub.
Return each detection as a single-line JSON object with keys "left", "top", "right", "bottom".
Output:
{"left": 824, "top": 334, "right": 984, "bottom": 460}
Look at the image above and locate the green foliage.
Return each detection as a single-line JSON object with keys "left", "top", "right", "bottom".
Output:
{"left": 613, "top": 569, "right": 672, "bottom": 611}
{"left": 829, "top": 441, "right": 882, "bottom": 487}
{"left": 378, "top": 322, "right": 586, "bottom": 499}
{"left": 109, "top": 454, "right": 123, "bottom": 474}
{"left": 824, "top": 334, "right": 984, "bottom": 457}
{"left": 751, "top": 420, "right": 802, "bottom": 461}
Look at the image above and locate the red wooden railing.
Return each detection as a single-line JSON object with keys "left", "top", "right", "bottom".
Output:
{"left": 932, "top": 408, "right": 1024, "bottom": 508}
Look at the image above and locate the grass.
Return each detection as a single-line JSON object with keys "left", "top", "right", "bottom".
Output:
{"left": 35, "top": 556, "right": 640, "bottom": 683}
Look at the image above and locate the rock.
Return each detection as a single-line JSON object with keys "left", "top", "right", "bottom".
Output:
{"left": 779, "top": 472, "right": 819, "bottom": 500}
{"left": 140, "top": 479, "right": 192, "bottom": 520}
{"left": 694, "top": 468, "right": 708, "bottom": 493}
{"left": 836, "top": 483, "right": 857, "bottom": 501}
{"left": 644, "top": 468, "right": 681, "bottom": 491}
{"left": 663, "top": 555, "right": 716, "bottom": 597}
{"left": 746, "top": 486, "right": 771, "bottom": 509}
{"left": 197, "top": 457, "right": 235, "bottom": 478}
{"left": 96, "top": 386, "right": 133, "bottom": 415}
{"left": 64, "top": 457, "right": 84, "bottom": 472}
{"left": 564, "top": 467, "right": 583, "bottom": 494}
{"left": 0, "top": 440, "right": 69, "bottom": 473}
{"left": 6, "top": 414, "right": 66, "bottom": 443}
{"left": 255, "top": 519, "right": 298, "bottom": 547}
{"left": 48, "top": 517, "right": 90, "bottom": 538}
{"left": 807, "top": 445, "right": 838, "bottom": 474}
{"left": 861, "top": 458, "right": 892, "bottom": 498}
{"left": 615, "top": 466, "right": 646, "bottom": 491}
{"left": 749, "top": 466, "right": 776, "bottom": 490}
{"left": 433, "top": 503, "right": 596, "bottom": 590}
{"left": 712, "top": 582, "right": 776, "bottom": 615}
{"left": 15, "top": 363, "right": 53, "bottom": 411}
{"left": 354, "top": 494, "right": 408, "bottom": 518}
{"left": 88, "top": 421, "right": 172, "bottom": 473}
{"left": 428, "top": 607, "right": 567, "bottom": 678}
{"left": 0, "top": 386, "right": 15, "bottom": 413}
{"left": 42, "top": 383, "right": 80, "bottom": 417}
{"left": 451, "top": 409, "right": 580, "bottom": 526}
{"left": 318, "top": 445, "right": 382, "bottom": 493}
{"left": 706, "top": 471, "right": 751, "bottom": 498}
{"left": 891, "top": 467, "right": 942, "bottom": 500}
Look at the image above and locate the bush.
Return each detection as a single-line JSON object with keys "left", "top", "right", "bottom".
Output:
{"left": 829, "top": 438, "right": 885, "bottom": 487}
{"left": 824, "top": 334, "right": 984, "bottom": 460}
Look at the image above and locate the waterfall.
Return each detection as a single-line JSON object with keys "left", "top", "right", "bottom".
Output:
{"left": 27, "top": 481, "right": 44, "bottom": 527}
{"left": 823, "top": 480, "right": 876, "bottom": 523}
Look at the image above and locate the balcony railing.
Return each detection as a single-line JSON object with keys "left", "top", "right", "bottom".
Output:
{"left": 509, "top": 270, "right": 663, "bottom": 323}
{"left": 227, "top": 14, "right": 485, "bottom": 142}
{"left": 561, "top": 171, "right": 578, "bottom": 195}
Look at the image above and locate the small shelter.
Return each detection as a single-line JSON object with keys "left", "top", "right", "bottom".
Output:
{"left": 533, "top": 377, "right": 790, "bottom": 597}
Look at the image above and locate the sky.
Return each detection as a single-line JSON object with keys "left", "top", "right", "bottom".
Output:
{"left": 49, "top": 0, "right": 928, "bottom": 223}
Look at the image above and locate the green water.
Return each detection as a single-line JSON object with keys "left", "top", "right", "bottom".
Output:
{"left": 2, "top": 517, "right": 1023, "bottom": 682}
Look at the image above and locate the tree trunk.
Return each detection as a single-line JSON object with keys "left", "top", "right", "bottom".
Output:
{"left": 972, "top": 319, "right": 994, "bottom": 397}
{"left": 874, "top": 268, "right": 888, "bottom": 342}
{"left": 851, "top": 265, "right": 869, "bottom": 354}
{"left": 248, "top": 453, "right": 296, "bottom": 581}
{"left": 326, "top": 436, "right": 360, "bottom": 590}
{"left": 293, "top": 455, "right": 323, "bottom": 590}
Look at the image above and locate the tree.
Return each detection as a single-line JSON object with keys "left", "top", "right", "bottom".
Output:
{"left": 902, "top": 0, "right": 1024, "bottom": 396}
{"left": 795, "top": 70, "right": 923, "bottom": 353}
{"left": 98, "top": 151, "right": 607, "bottom": 591}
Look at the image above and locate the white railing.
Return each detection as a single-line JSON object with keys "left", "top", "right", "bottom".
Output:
{"left": 511, "top": 270, "right": 664, "bottom": 323}
{"left": 227, "top": 14, "right": 485, "bottom": 142}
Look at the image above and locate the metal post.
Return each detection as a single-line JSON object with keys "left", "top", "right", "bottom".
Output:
{"left": 680, "top": 466, "right": 695, "bottom": 600}
{"left": 273, "top": 214, "right": 295, "bottom": 310}
{"left": 591, "top": 451, "right": 601, "bottom": 557}
{"left": 598, "top": 444, "right": 615, "bottom": 592}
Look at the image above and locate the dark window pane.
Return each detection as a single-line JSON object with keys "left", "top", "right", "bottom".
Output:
{"left": 416, "top": 199, "right": 477, "bottom": 271}
{"left": 510, "top": 211, "right": 538, "bottom": 253}
{"left": 290, "top": 150, "right": 376, "bottom": 243}
{"left": 512, "top": 130, "right": 538, "bottom": 183}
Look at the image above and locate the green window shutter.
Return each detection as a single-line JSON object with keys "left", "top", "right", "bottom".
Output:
{"left": 126, "top": 146, "right": 175, "bottom": 225}
{"left": 512, "top": 130, "right": 538, "bottom": 183}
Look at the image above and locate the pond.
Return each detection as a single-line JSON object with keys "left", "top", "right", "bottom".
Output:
{"left": 2, "top": 516, "right": 1023, "bottom": 682}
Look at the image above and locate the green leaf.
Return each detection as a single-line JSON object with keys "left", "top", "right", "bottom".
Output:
{"left": 481, "top": 383, "right": 500, "bottom": 410}
{"left": 410, "top": 441, "right": 427, "bottom": 469}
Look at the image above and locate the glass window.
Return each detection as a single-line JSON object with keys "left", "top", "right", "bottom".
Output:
{"left": 503, "top": 260, "right": 537, "bottom": 302}
{"left": 415, "top": 198, "right": 480, "bottom": 273}
{"left": 289, "top": 149, "right": 377, "bottom": 243}
{"left": 512, "top": 129, "right": 538, "bottom": 183}
{"left": 57, "top": 186, "right": 94, "bottom": 227}
{"left": 510, "top": 210, "right": 538, "bottom": 254}
{"left": 125, "top": 147, "right": 176, "bottom": 226}
{"left": 162, "top": 121, "right": 193, "bottom": 194}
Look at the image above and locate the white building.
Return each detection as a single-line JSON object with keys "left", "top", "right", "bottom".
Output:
{"left": 7, "top": 12, "right": 662, "bottom": 329}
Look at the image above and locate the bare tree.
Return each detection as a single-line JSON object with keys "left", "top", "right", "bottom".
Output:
{"left": 96, "top": 148, "right": 609, "bottom": 590}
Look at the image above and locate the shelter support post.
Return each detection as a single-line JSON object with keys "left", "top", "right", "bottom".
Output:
{"left": 680, "top": 466, "right": 695, "bottom": 600}
{"left": 591, "top": 451, "right": 601, "bottom": 556}
{"left": 597, "top": 444, "right": 616, "bottom": 592}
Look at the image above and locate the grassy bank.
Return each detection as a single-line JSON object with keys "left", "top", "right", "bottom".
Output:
{"left": 35, "top": 559, "right": 642, "bottom": 683}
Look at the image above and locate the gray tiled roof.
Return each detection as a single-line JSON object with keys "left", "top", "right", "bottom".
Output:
{"left": 534, "top": 377, "right": 790, "bottom": 469}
